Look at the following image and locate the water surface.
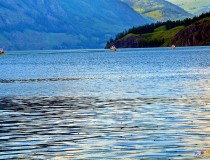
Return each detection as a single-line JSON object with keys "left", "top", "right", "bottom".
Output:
{"left": 0, "top": 47, "right": 210, "bottom": 159}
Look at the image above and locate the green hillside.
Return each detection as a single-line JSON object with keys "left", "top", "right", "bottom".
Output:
{"left": 167, "top": 0, "right": 210, "bottom": 15}
{"left": 143, "top": 25, "right": 185, "bottom": 46}
{"left": 106, "top": 12, "right": 210, "bottom": 48}
{"left": 122, "top": 0, "right": 192, "bottom": 21}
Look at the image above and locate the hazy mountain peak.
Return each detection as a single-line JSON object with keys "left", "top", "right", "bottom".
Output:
{"left": 166, "top": 0, "right": 210, "bottom": 15}
{"left": 122, "top": 0, "right": 192, "bottom": 21}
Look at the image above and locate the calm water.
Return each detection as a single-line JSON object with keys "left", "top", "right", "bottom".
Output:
{"left": 0, "top": 47, "right": 210, "bottom": 159}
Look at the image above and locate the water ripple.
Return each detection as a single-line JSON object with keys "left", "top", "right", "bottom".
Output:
{"left": 0, "top": 96, "right": 210, "bottom": 159}
{"left": 0, "top": 78, "right": 88, "bottom": 83}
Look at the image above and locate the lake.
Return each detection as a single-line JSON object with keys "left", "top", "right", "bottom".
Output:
{"left": 0, "top": 47, "right": 210, "bottom": 159}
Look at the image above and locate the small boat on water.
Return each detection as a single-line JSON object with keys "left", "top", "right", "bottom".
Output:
{"left": 171, "top": 44, "right": 176, "bottom": 49}
{"left": 110, "top": 45, "right": 117, "bottom": 52}
{"left": 0, "top": 48, "right": 4, "bottom": 54}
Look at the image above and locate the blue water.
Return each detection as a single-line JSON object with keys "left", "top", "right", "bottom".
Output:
{"left": 0, "top": 47, "right": 210, "bottom": 159}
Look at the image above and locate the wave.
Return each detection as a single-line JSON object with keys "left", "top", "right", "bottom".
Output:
{"left": 0, "top": 77, "right": 95, "bottom": 83}
{"left": 1, "top": 95, "right": 210, "bottom": 159}
{"left": 0, "top": 75, "right": 140, "bottom": 83}
{"left": 0, "top": 95, "right": 209, "bottom": 110}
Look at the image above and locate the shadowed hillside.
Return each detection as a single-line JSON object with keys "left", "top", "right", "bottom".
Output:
{"left": 171, "top": 17, "right": 210, "bottom": 46}
{"left": 0, "top": 0, "right": 150, "bottom": 50}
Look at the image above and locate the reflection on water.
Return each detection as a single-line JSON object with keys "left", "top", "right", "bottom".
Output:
{"left": 1, "top": 47, "right": 210, "bottom": 159}
{"left": 1, "top": 96, "right": 210, "bottom": 159}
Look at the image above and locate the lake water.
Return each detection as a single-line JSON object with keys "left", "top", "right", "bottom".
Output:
{"left": 0, "top": 47, "right": 210, "bottom": 159}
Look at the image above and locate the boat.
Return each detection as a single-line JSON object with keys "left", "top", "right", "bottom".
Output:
{"left": 110, "top": 45, "right": 117, "bottom": 52}
{"left": 171, "top": 44, "right": 176, "bottom": 49}
{"left": 0, "top": 48, "right": 4, "bottom": 54}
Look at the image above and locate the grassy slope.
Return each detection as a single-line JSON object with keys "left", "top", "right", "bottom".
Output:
{"left": 143, "top": 25, "right": 185, "bottom": 46}
{"left": 167, "top": 0, "right": 210, "bottom": 15}
{"left": 118, "top": 25, "right": 185, "bottom": 47}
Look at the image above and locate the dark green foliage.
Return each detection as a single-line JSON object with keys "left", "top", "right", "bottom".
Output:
{"left": 106, "top": 38, "right": 115, "bottom": 48}
{"left": 115, "top": 30, "right": 128, "bottom": 40}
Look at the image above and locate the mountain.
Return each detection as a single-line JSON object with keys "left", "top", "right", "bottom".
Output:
{"left": 166, "top": 0, "right": 210, "bottom": 15}
{"left": 121, "top": 0, "right": 192, "bottom": 21}
{"left": 106, "top": 12, "right": 210, "bottom": 48}
{"left": 0, "top": 0, "right": 150, "bottom": 50}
